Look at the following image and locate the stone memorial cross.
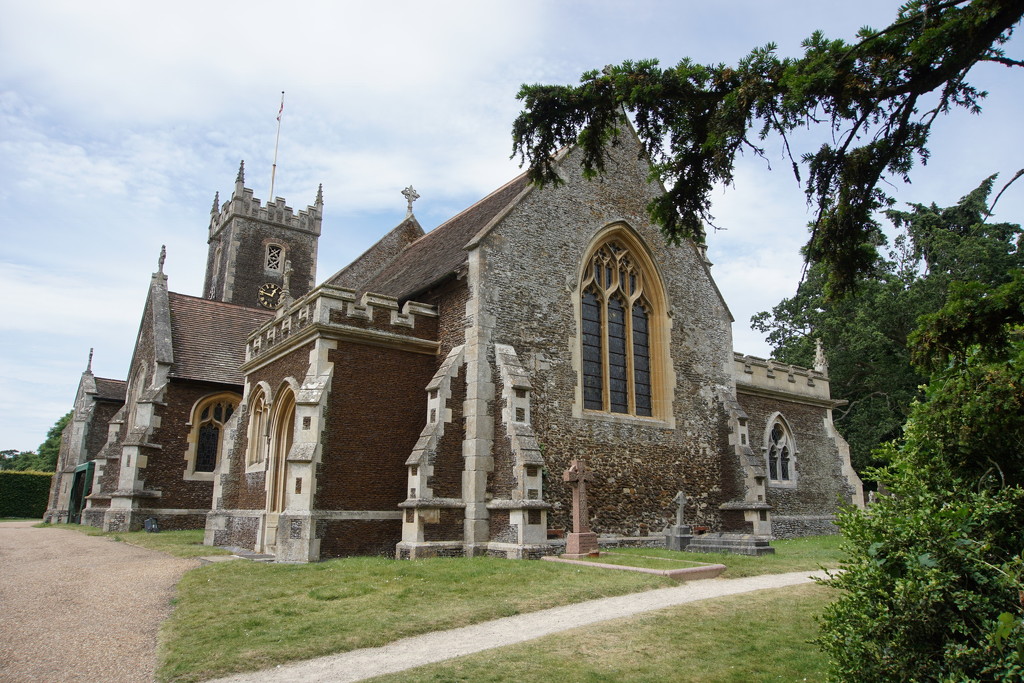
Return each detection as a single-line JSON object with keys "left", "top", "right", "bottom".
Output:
{"left": 673, "top": 489, "right": 687, "bottom": 527}
{"left": 563, "top": 459, "right": 595, "bottom": 534}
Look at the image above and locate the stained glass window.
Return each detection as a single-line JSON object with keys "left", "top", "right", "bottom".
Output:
{"left": 580, "top": 239, "right": 656, "bottom": 417}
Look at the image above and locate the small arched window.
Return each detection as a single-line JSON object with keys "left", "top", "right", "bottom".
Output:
{"left": 185, "top": 393, "right": 240, "bottom": 479}
{"left": 266, "top": 243, "right": 285, "bottom": 272}
{"left": 766, "top": 418, "right": 796, "bottom": 484}
{"left": 246, "top": 388, "right": 269, "bottom": 467}
{"left": 580, "top": 235, "right": 662, "bottom": 417}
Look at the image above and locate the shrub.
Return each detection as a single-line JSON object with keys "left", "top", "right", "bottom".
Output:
{"left": 0, "top": 471, "right": 54, "bottom": 518}
{"left": 818, "top": 349, "right": 1024, "bottom": 680}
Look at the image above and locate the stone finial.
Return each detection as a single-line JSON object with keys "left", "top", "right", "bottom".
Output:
{"left": 814, "top": 338, "right": 829, "bottom": 374}
{"left": 315, "top": 183, "right": 324, "bottom": 208}
{"left": 86, "top": 348, "right": 94, "bottom": 374}
{"left": 236, "top": 160, "right": 245, "bottom": 184}
{"left": 402, "top": 185, "right": 420, "bottom": 217}
{"left": 158, "top": 245, "right": 166, "bottom": 274}
{"left": 211, "top": 191, "right": 220, "bottom": 215}
{"left": 281, "top": 260, "right": 293, "bottom": 300}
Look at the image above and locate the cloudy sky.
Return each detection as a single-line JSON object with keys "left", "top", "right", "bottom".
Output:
{"left": 1, "top": 1, "right": 1021, "bottom": 452}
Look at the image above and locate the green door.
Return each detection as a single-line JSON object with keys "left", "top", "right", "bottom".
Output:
{"left": 68, "top": 461, "right": 95, "bottom": 524}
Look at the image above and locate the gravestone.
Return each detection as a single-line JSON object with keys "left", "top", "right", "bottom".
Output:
{"left": 665, "top": 489, "right": 694, "bottom": 551}
{"left": 563, "top": 459, "right": 599, "bottom": 556}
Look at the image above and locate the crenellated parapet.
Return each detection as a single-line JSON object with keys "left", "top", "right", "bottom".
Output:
{"left": 210, "top": 184, "right": 321, "bottom": 238}
{"left": 732, "top": 353, "right": 838, "bottom": 406}
{"left": 245, "top": 284, "right": 438, "bottom": 365}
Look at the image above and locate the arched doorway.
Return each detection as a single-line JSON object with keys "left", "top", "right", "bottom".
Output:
{"left": 261, "top": 385, "right": 295, "bottom": 552}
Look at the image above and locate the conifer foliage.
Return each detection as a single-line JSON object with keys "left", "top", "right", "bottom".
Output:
{"left": 512, "top": 0, "right": 1023, "bottom": 293}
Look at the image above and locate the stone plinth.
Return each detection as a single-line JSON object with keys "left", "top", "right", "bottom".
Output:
{"left": 665, "top": 524, "right": 693, "bottom": 551}
{"left": 565, "top": 531, "right": 599, "bottom": 557}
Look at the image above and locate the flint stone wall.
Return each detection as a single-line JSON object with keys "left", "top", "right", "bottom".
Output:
{"left": 736, "top": 391, "right": 855, "bottom": 537}
{"left": 473, "top": 142, "right": 740, "bottom": 536}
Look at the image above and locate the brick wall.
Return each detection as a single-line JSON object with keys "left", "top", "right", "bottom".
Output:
{"left": 428, "top": 364, "right": 466, "bottom": 500}
{"left": 317, "top": 342, "right": 434, "bottom": 510}
{"left": 317, "top": 519, "right": 402, "bottom": 557}
{"left": 221, "top": 341, "right": 316, "bottom": 511}
{"left": 141, "top": 381, "right": 240, "bottom": 513}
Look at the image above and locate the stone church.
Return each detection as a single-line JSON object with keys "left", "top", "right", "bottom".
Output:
{"left": 45, "top": 130, "right": 863, "bottom": 561}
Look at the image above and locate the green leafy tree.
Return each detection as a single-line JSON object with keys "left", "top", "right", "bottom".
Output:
{"left": 512, "top": 0, "right": 1023, "bottom": 293}
{"left": 0, "top": 450, "right": 42, "bottom": 472}
{"left": 1, "top": 412, "right": 72, "bottom": 472}
{"left": 35, "top": 411, "right": 71, "bottom": 472}
{"left": 819, "top": 283, "right": 1024, "bottom": 680}
{"left": 752, "top": 176, "right": 1022, "bottom": 472}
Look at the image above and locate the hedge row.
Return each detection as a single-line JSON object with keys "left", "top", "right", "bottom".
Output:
{"left": 0, "top": 471, "right": 53, "bottom": 518}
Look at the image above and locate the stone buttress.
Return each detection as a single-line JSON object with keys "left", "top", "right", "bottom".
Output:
{"left": 206, "top": 284, "right": 438, "bottom": 561}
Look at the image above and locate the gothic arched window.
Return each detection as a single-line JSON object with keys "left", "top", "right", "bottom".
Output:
{"left": 246, "top": 388, "right": 269, "bottom": 467}
{"left": 766, "top": 418, "right": 796, "bottom": 484}
{"left": 580, "top": 235, "right": 662, "bottom": 418}
{"left": 185, "top": 393, "right": 240, "bottom": 479}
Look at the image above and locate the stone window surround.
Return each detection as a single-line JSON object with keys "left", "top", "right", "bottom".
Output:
{"left": 245, "top": 381, "right": 273, "bottom": 472}
{"left": 763, "top": 412, "right": 798, "bottom": 488}
{"left": 265, "top": 242, "right": 286, "bottom": 273}
{"left": 183, "top": 391, "right": 242, "bottom": 482}
{"left": 571, "top": 223, "right": 674, "bottom": 424}
{"left": 266, "top": 382, "right": 297, "bottom": 515}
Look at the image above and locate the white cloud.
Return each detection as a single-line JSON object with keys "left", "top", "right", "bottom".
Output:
{"left": 0, "top": 0, "right": 1020, "bottom": 453}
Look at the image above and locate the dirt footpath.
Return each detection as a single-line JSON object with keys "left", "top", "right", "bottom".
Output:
{"left": 0, "top": 521, "right": 197, "bottom": 683}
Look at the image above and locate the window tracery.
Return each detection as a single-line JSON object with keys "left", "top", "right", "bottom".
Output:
{"left": 185, "top": 393, "right": 240, "bottom": 478}
{"left": 767, "top": 419, "right": 795, "bottom": 483}
{"left": 266, "top": 244, "right": 284, "bottom": 272}
{"left": 581, "top": 239, "right": 655, "bottom": 417}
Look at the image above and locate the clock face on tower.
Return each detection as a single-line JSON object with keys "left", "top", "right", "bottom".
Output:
{"left": 257, "top": 282, "right": 282, "bottom": 309}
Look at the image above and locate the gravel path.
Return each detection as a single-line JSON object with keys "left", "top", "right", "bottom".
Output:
{"left": 0, "top": 521, "right": 197, "bottom": 683}
{"left": 211, "top": 569, "right": 828, "bottom": 683}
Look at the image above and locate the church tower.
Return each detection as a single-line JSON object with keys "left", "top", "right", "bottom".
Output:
{"left": 203, "top": 161, "right": 322, "bottom": 309}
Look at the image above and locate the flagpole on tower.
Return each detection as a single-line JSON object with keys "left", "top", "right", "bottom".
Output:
{"left": 269, "top": 91, "right": 285, "bottom": 202}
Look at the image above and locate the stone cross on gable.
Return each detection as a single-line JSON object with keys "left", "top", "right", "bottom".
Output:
{"left": 402, "top": 185, "right": 420, "bottom": 217}
{"left": 563, "top": 459, "right": 595, "bottom": 534}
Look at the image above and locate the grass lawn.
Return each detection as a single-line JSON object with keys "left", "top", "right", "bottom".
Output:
{"left": 366, "top": 583, "right": 835, "bottom": 683}
{"left": 37, "top": 523, "right": 230, "bottom": 559}
{"left": 158, "top": 556, "right": 676, "bottom": 682}
{"left": 41, "top": 522, "right": 842, "bottom": 682}
{"left": 0, "top": 517, "right": 41, "bottom": 522}
{"left": 157, "top": 535, "right": 843, "bottom": 682}
{"left": 608, "top": 533, "right": 845, "bottom": 577}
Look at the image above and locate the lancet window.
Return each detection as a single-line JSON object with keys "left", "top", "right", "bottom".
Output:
{"left": 767, "top": 420, "right": 795, "bottom": 482}
{"left": 246, "top": 389, "right": 269, "bottom": 467}
{"left": 581, "top": 239, "right": 654, "bottom": 417}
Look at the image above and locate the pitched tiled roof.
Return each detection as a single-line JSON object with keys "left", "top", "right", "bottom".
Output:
{"left": 167, "top": 293, "right": 273, "bottom": 385}
{"left": 326, "top": 214, "right": 424, "bottom": 290}
{"left": 359, "top": 172, "right": 531, "bottom": 301}
{"left": 94, "top": 378, "right": 127, "bottom": 402}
